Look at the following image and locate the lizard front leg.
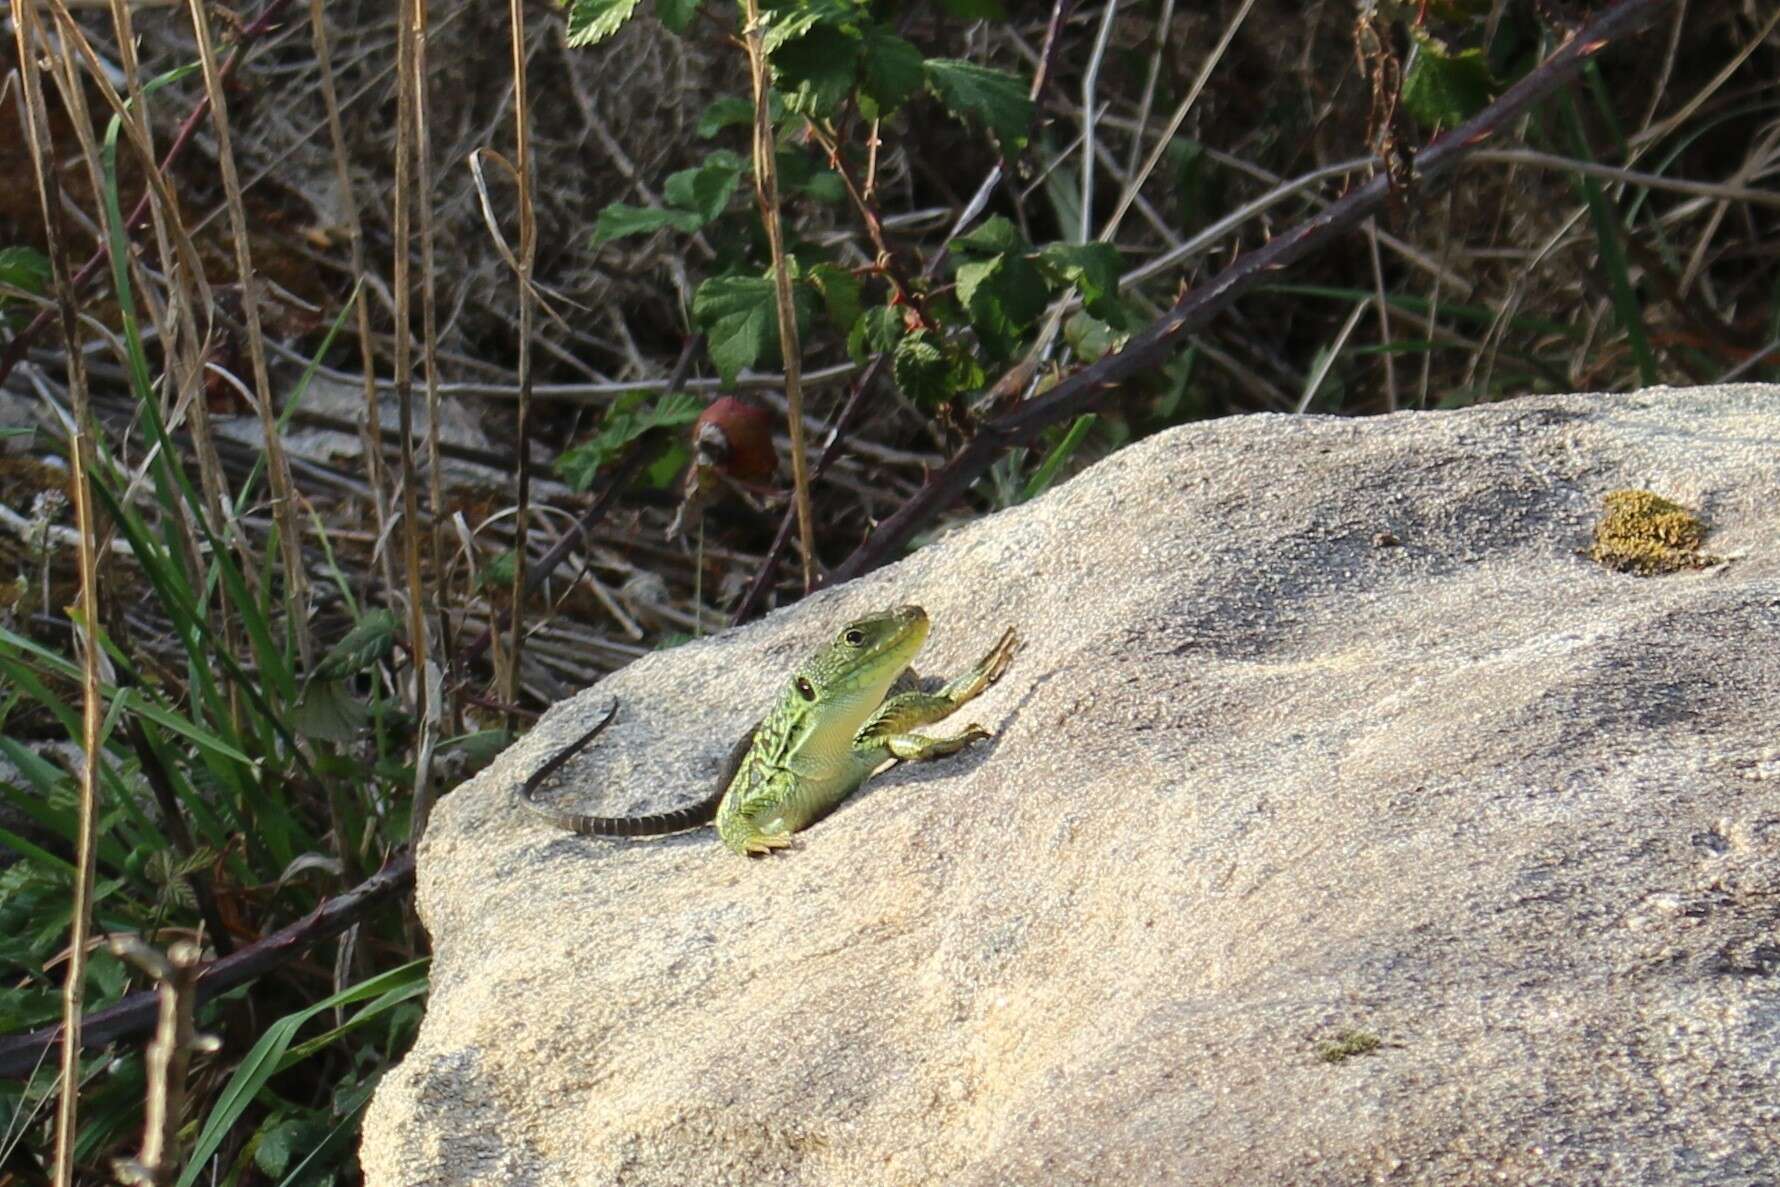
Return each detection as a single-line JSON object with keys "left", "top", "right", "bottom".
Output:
{"left": 853, "top": 626, "right": 1017, "bottom": 761}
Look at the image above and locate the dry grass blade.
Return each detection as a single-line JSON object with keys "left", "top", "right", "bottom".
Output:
{"left": 9, "top": 4, "right": 106, "bottom": 1183}
{"left": 185, "top": 0, "right": 314, "bottom": 665}
{"left": 389, "top": 0, "right": 434, "bottom": 845}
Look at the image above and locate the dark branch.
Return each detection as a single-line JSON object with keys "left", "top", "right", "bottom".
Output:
{"left": 823, "top": 0, "right": 1675, "bottom": 588}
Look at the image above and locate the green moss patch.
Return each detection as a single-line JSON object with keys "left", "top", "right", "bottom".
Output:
{"left": 1316, "top": 1028, "right": 1383, "bottom": 1065}
{"left": 1589, "top": 489, "right": 1720, "bottom": 576}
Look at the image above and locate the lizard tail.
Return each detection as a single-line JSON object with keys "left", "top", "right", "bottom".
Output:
{"left": 539, "top": 785, "right": 727, "bottom": 837}
{"left": 517, "top": 700, "right": 726, "bottom": 838}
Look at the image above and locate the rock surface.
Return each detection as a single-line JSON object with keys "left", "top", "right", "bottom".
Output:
{"left": 361, "top": 387, "right": 1780, "bottom": 1186}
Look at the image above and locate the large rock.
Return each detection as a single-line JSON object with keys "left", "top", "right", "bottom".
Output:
{"left": 361, "top": 387, "right": 1780, "bottom": 1185}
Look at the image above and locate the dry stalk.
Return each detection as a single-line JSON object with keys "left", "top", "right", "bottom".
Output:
{"left": 409, "top": 0, "right": 453, "bottom": 740}
{"left": 741, "top": 0, "right": 814, "bottom": 591}
{"left": 505, "top": 0, "right": 538, "bottom": 720}
{"left": 185, "top": 0, "right": 315, "bottom": 667}
{"left": 394, "top": 0, "right": 439, "bottom": 844}
{"left": 311, "top": 0, "right": 399, "bottom": 597}
{"left": 10, "top": 5, "right": 104, "bottom": 1182}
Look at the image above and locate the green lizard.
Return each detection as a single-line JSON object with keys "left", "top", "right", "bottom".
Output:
{"left": 518, "top": 605, "right": 1017, "bottom": 855}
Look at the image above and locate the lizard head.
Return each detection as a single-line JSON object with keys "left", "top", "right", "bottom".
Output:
{"left": 789, "top": 604, "right": 930, "bottom": 721}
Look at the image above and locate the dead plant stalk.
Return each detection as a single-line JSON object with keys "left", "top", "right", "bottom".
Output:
{"left": 741, "top": 0, "right": 814, "bottom": 591}
{"left": 9, "top": 3, "right": 104, "bottom": 1182}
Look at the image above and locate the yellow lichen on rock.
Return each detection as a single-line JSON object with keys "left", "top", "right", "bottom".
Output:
{"left": 1589, "top": 489, "right": 1717, "bottom": 575}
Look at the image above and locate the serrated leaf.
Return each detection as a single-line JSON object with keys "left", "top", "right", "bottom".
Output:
{"left": 849, "top": 303, "right": 906, "bottom": 361}
{"left": 655, "top": 0, "right": 696, "bottom": 33}
{"left": 1402, "top": 37, "right": 1495, "bottom": 128}
{"left": 310, "top": 609, "right": 400, "bottom": 682}
{"left": 955, "top": 252, "right": 1044, "bottom": 361}
{"left": 951, "top": 215, "right": 1025, "bottom": 258}
{"left": 809, "top": 263, "right": 862, "bottom": 335}
{"left": 1039, "top": 241, "right": 1122, "bottom": 315}
{"left": 563, "top": 0, "right": 642, "bottom": 47}
{"left": 0, "top": 246, "right": 50, "bottom": 300}
{"left": 763, "top": 0, "right": 861, "bottom": 52}
{"left": 773, "top": 24, "right": 862, "bottom": 118}
{"left": 663, "top": 151, "right": 744, "bottom": 223}
{"left": 924, "top": 58, "right": 1033, "bottom": 152}
{"left": 858, "top": 28, "right": 924, "bottom": 118}
{"left": 892, "top": 331, "right": 950, "bottom": 406}
{"left": 590, "top": 203, "right": 704, "bottom": 247}
{"left": 697, "top": 96, "right": 754, "bottom": 138}
{"left": 692, "top": 274, "right": 817, "bottom": 384}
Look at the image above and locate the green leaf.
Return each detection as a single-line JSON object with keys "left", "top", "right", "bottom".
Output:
{"left": 809, "top": 263, "right": 862, "bottom": 336}
{"left": 763, "top": 0, "right": 861, "bottom": 53}
{"left": 0, "top": 246, "right": 49, "bottom": 301}
{"left": 1039, "top": 241, "right": 1122, "bottom": 315}
{"left": 555, "top": 390, "right": 703, "bottom": 490}
{"left": 697, "top": 96, "right": 754, "bottom": 138}
{"left": 773, "top": 24, "right": 862, "bottom": 118}
{"left": 591, "top": 203, "right": 703, "bottom": 247}
{"left": 956, "top": 253, "right": 1045, "bottom": 361}
{"left": 692, "top": 274, "right": 816, "bottom": 384}
{"left": 309, "top": 609, "right": 400, "bottom": 684}
{"left": 663, "top": 150, "right": 744, "bottom": 223}
{"left": 858, "top": 28, "right": 924, "bottom": 118}
{"left": 563, "top": 0, "right": 642, "bottom": 47}
{"left": 1063, "top": 310, "right": 1123, "bottom": 362}
{"left": 864, "top": 304, "right": 907, "bottom": 351}
{"left": 892, "top": 331, "right": 950, "bottom": 406}
{"left": 1402, "top": 35, "right": 1495, "bottom": 128}
{"left": 654, "top": 0, "right": 696, "bottom": 33}
{"left": 951, "top": 215, "right": 1025, "bottom": 258}
{"left": 849, "top": 303, "right": 906, "bottom": 361}
{"left": 696, "top": 275, "right": 778, "bottom": 384}
{"left": 924, "top": 59, "right": 1033, "bottom": 152}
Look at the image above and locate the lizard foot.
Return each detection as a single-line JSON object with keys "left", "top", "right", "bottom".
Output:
{"left": 741, "top": 831, "right": 794, "bottom": 856}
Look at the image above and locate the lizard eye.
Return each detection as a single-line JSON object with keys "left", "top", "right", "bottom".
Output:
{"left": 843, "top": 628, "right": 865, "bottom": 646}
{"left": 795, "top": 677, "right": 816, "bottom": 700}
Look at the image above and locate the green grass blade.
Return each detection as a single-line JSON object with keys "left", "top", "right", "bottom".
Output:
{"left": 177, "top": 960, "right": 429, "bottom": 1187}
{"left": 1021, "top": 415, "right": 1097, "bottom": 502}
